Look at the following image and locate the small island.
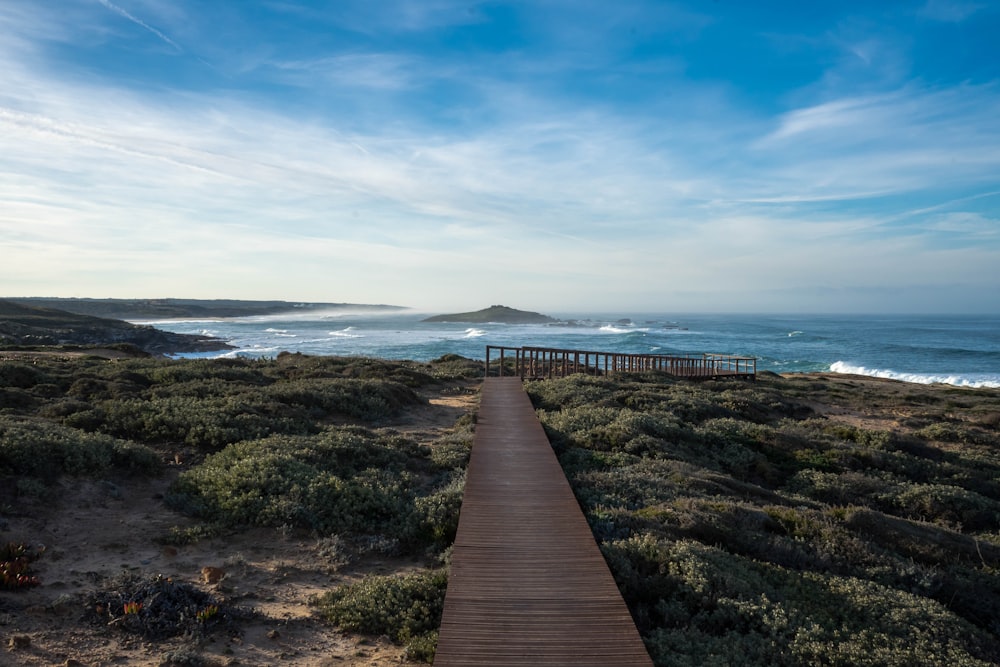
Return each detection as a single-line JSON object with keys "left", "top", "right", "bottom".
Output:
{"left": 422, "top": 305, "right": 556, "bottom": 324}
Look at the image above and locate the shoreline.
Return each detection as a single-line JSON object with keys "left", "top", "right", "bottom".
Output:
{"left": 114, "top": 311, "right": 1000, "bottom": 388}
{"left": 9, "top": 343, "right": 995, "bottom": 391}
{"left": 781, "top": 370, "right": 1000, "bottom": 390}
{"left": 175, "top": 343, "right": 1000, "bottom": 389}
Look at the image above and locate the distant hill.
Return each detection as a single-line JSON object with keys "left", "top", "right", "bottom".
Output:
{"left": 4, "top": 298, "right": 405, "bottom": 321}
{"left": 422, "top": 305, "right": 556, "bottom": 324}
{"left": 0, "top": 299, "right": 232, "bottom": 355}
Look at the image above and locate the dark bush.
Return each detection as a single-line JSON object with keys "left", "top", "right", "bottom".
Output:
{"left": 85, "top": 572, "right": 251, "bottom": 640}
{"left": 0, "top": 418, "right": 160, "bottom": 480}
{"left": 0, "top": 363, "right": 50, "bottom": 389}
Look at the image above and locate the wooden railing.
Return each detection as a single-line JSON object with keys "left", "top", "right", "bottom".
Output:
{"left": 485, "top": 345, "right": 756, "bottom": 380}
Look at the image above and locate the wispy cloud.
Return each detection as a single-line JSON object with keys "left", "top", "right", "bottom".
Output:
{"left": 751, "top": 83, "right": 1000, "bottom": 204}
{"left": 96, "top": 0, "right": 183, "bottom": 52}
{"left": 919, "top": 0, "right": 985, "bottom": 22}
{"left": 762, "top": 94, "right": 898, "bottom": 142}
{"left": 263, "top": 53, "right": 425, "bottom": 90}
{"left": 923, "top": 212, "right": 1000, "bottom": 239}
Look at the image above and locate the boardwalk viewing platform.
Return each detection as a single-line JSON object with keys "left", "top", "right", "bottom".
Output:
{"left": 434, "top": 377, "right": 653, "bottom": 666}
{"left": 485, "top": 345, "right": 756, "bottom": 380}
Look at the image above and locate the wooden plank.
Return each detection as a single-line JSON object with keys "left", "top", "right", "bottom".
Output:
{"left": 435, "top": 377, "right": 652, "bottom": 666}
{"left": 486, "top": 344, "right": 756, "bottom": 380}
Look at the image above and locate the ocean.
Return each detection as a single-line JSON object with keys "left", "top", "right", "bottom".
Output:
{"left": 140, "top": 312, "right": 1000, "bottom": 389}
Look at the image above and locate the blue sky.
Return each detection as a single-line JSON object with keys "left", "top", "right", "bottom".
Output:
{"left": 1, "top": 0, "right": 998, "bottom": 313}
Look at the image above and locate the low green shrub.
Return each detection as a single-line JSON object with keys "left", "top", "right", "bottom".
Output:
{"left": 783, "top": 469, "right": 891, "bottom": 508}
{"left": 145, "top": 359, "right": 270, "bottom": 387}
{"left": 0, "top": 362, "right": 51, "bottom": 389}
{"left": 569, "top": 457, "right": 682, "bottom": 514}
{"left": 917, "top": 422, "right": 995, "bottom": 447}
{"left": 540, "top": 405, "right": 686, "bottom": 454}
{"left": 74, "top": 395, "right": 314, "bottom": 450}
{"left": 413, "top": 471, "right": 466, "bottom": 546}
{"left": 427, "top": 354, "right": 485, "bottom": 379}
{"left": 313, "top": 570, "right": 447, "bottom": 663}
{"left": 529, "top": 373, "right": 1000, "bottom": 665}
{"left": 0, "top": 418, "right": 160, "bottom": 480}
{"left": 429, "top": 430, "right": 473, "bottom": 470}
{"left": 606, "top": 538, "right": 998, "bottom": 667}
{"left": 266, "top": 378, "right": 424, "bottom": 421}
{"left": 893, "top": 483, "right": 1000, "bottom": 530}
{"left": 167, "top": 428, "right": 435, "bottom": 542}
{"left": 526, "top": 374, "right": 621, "bottom": 411}
{"left": 37, "top": 398, "right": 94, "bottom": 420}
{"left": 0, "top": 387, "right": 36, "bottom": 411}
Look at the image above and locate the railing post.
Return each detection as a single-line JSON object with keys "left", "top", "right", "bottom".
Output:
{"left": 485, "top": 346, "right": 755, "bottom": 382}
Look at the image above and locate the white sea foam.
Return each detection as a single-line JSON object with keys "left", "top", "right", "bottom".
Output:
{"left": 788, "top": 331, "right": 803, "bottom": 337}
{"left": 329, "top": 327, "right": 363, "bottom": 338}
{"left": 212, "top": 346, "right": 282, "bottom": 359}
{"left": 265, "top": 327, "right": 296, "bottom": 337}
{"left": 464, "top": 328, "right": 487, "bottom": 338}
{"left": 167, "top": 350, "right": 227, "bottom": 360}
{"left": 599, "top": 325, "right": 650, "bottom": 334}
{"left": 830, "top": 361, "right": 1000, "bottom": 388}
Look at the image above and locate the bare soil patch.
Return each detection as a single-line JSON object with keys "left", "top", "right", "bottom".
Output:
{"left": 783, "top": 372, "right": 952, "bottom": 432}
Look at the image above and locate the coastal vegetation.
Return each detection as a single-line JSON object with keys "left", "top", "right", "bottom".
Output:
{"left": 1, "top": 351, "right": 479, "bottom": 663}
{"left": 2, "top": 349, "right": 999, "bottom": 664}
{"left": 526, "top": 372, "right": 1000, "bottom": 666}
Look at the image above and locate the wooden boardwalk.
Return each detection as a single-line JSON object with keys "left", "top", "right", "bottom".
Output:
{"left": 485, "top": 345, "right": 756, "bottom": 381}
{"left": 434, "top": 377, "right": 653, "bottom": 666}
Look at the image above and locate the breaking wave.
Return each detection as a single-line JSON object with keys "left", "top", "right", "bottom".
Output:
{"left": 599, "top": 325, "right": 650, "bottom": 334}
{"left": 329, "top": 327, "right": 363, "bottom": 338}
{"left": 830, "top": 361, "right": 1000, "bottom": 389}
